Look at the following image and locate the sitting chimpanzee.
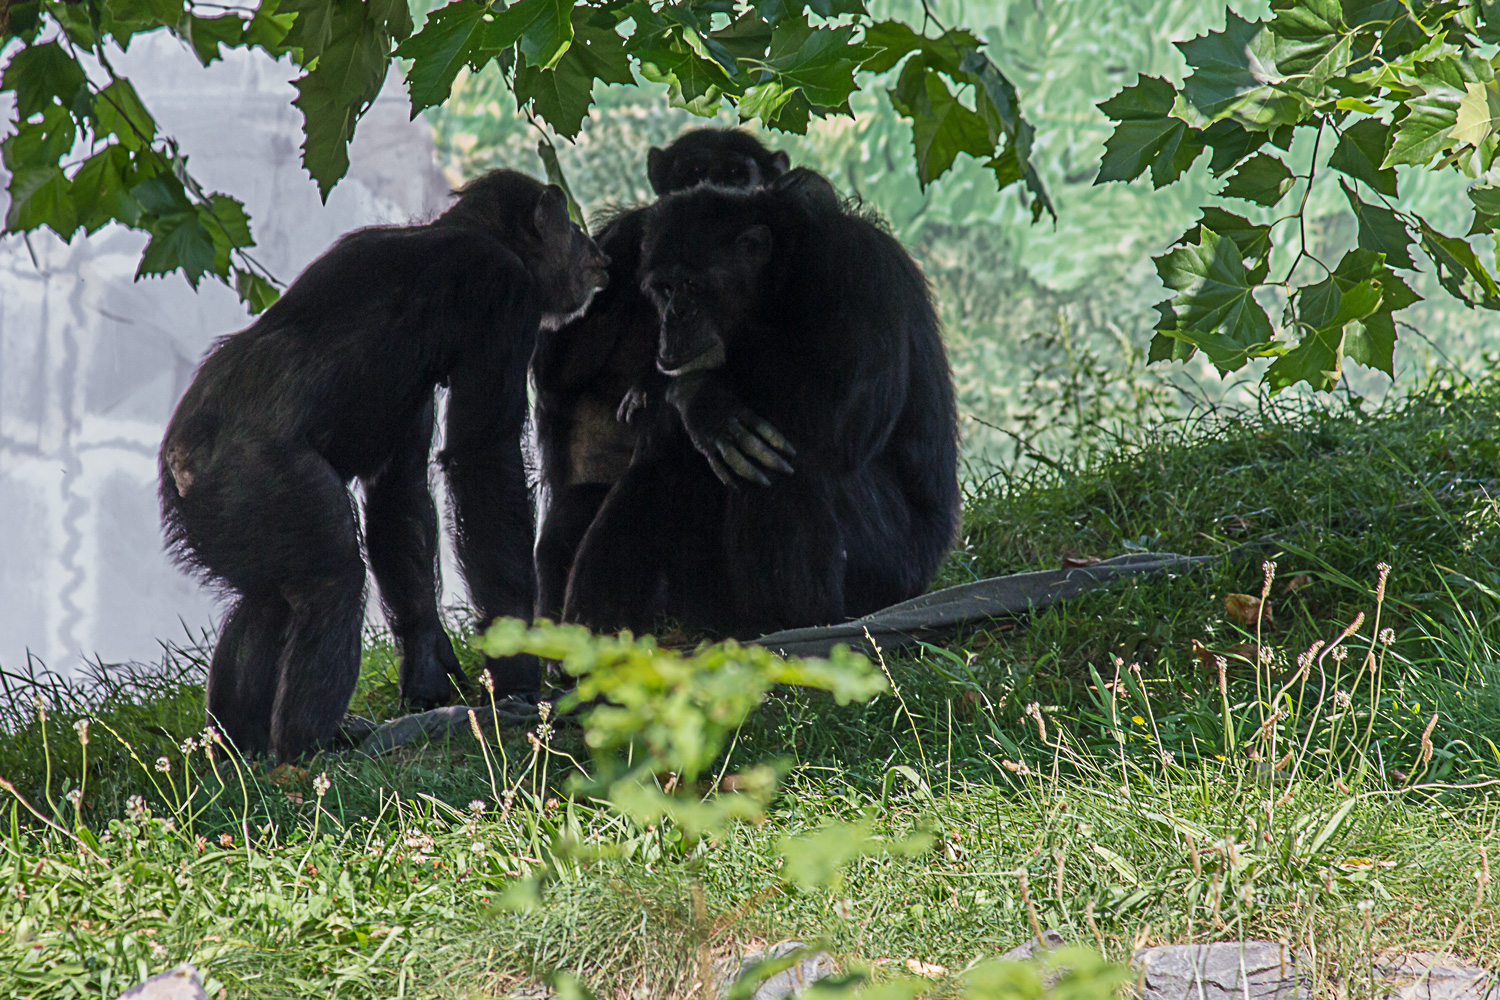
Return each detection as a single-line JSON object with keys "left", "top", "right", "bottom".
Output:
{"left": 560, "top": 169, "right": 960, "bottom": 636}
{"left": 532, "top": 128, "right": 795, "bottom": 621}
{"left": 160, "top": 171, "right": 608, "bottom": 760}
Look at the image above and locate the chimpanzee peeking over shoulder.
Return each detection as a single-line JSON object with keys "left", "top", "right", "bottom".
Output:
{"left": 561, "top": 169, "right": 961, "bottom": 636}
{"left": 160, "top": 170, "right": 608, "bottom": 761}
{"left": 532, "top": 128, "right": 793, "bottom": 621}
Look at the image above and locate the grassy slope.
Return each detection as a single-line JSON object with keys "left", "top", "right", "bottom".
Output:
{"left": 2, "top": 380, "right": 1499, "bottom": 999}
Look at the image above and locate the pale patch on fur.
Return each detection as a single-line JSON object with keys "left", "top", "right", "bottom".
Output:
{"left": 540, "top": 285, "right": 602, "bottom": 331}
{"left": 166, "top": 446, "right": 195, "bottom": 497}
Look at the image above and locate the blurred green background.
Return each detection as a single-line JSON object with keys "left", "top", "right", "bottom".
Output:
{"left": 422, "top": 0, "right": 1500, "bottom": 470}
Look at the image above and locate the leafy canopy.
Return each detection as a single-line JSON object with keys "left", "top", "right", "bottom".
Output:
{"left": 1, "top": 0, "right": 1050, "bottom": 312}
{"left": 1098, "top": 0, "right": 1500, "bottom": 393}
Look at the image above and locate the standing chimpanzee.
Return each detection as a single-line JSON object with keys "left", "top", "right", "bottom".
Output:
{"left": 560, "top": 169, "right": 961, "bottom": 636}
{"left": 160, "top": 170, "right": 608, "bottom": 760}
{"left": 532, "top": 128, "right": 794, "bottom": 621}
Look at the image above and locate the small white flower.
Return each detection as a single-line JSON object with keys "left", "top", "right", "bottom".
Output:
{"left": 471, "top": 841, "right": 487, "bottom": 856}
{"left": 1334, "top": 690, "right": 1352, "bottom": 708}
{"left": 73, "top": 719, "right": 90, "bottom": 745}
{"left": 313, "top": 772, "right": 331, "bottom": 797}
{"left": 202, "top": 726, "right": 219, "bottom": 745}
{"left": 125, "top": 794, "right": 147, "bottom": 821}
{"left": 154, "top": 756, "right": 171, "bottom": 773}
{"left": 181, "top": 737, "right": 197, "bottom": 754}
{"left": 404, "top": 832, "right": 434, "bottom": 851}
{"left": 467, "top": 799, "right": 486, "bottom": 815}
{"left": 833, "top": 898, "right": 854, "bottom": 920}
{"left": 479, "top": 670, "right": 495, "bottom": 694}
{"left": 149, "top": 940, "right": 167, "bottom": 960}
{"left": 537, "top": 700, "right": 553, "bottom": 723}
{"left": 1331, "top": 646, "right": 1349, "bottom": 663}
{"left": 65, "top": 789, "right": 82, "bottom": 807}
{"left": 1379, "top": 627, "right": 1395, "bottom": 645}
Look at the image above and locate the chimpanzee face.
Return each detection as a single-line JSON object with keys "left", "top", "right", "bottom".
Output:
{"left": 641, "top": 216, "right": 771, "bottom": 376}
{"left": 646, "top": 133, "right": 792, "bottom": 197}
{"left": 528, "top": 185, "right": 611, "bottom": 329}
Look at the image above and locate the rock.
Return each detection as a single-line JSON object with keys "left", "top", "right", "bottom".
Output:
{"left": 1374, "top": 951, "right": 1499, "bottom": 1000}
{"left": 359, "top": 699, "right": 541, "bottom": 756}
{"left": 1133, "top": 942, "right": 1311, "bottom": 1000}
{"left": 717, "top": 940, "right": 836, "bottom": 1000}
{"left": 999, "top": 928, "right": 1067, "bottom": 963}
{"left": 113, "top": 964, "right": 210, "bottom": 1000}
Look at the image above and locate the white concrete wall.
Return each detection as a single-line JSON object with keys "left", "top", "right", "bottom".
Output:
{"left": 0, "top": 31, "right": 454, "bottom": 674}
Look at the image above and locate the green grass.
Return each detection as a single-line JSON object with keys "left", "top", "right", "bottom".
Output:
{"left": 3, "top": 378, "right": 1499, "bottom": 999}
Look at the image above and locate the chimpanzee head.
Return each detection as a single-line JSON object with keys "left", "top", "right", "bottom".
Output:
{"left": 440, "top": 170, "right": 611, "bottom": 328}
{"left": 641, "top": 169, "right": 840, "bottom": 376}
{"left": 646, "top": 128, "right": 792, "bottom": 197}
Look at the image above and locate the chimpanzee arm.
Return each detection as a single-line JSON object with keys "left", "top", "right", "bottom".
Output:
{"left": 440, "top": 341, "right": 541, "bottom": 695}
{"left": 665, "top": 371, "right": 795, "bottom": 487}
{"left": 364, "top": 395, "right": 463, "bottom": 708}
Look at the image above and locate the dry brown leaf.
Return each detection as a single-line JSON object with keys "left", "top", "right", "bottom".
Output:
{"left": 266, "top": 763, "right": 309, "bottom": 788}
{"left": 1286, "top": 573, "right": 1313, "bottom": 592}
{"left": 906, "top": 959, "right": 948, "bottom": 978}
{"left": 1224, "top": 593, "right": 1271, "bottom": 626}
{"left": 1062, "top": 555, "right": 1101, "bottom": 568}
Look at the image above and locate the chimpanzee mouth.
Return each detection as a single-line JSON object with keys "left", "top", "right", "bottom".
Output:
{"left": 656, "top": 338, "right": 726, "bottom": 376}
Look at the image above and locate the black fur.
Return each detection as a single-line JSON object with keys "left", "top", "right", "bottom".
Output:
{"left": 561, "top": 169, "right": 961, "bottom": 636}
{"left": 532, "top": 128, "right": 791, "bottom": 620}
{"left": 160, "top": 170, "right": 607, "bottom": 760}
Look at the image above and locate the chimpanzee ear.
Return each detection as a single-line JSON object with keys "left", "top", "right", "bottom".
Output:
{"left": 646, "top": 147, "right": 669, "bottom": 195}
{"left": 735, "top": 224, "right": 772, "bottom": 265}
{"left": 533, "top": 184, "right": 567, "bottom": 234}
{"left": 768, "top": 150, "right": 791, "bottom": 177}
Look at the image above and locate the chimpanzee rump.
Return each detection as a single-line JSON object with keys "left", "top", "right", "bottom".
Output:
{"left": 532, "top": 128, "right": 793, "bottom": 621}
{"left": 561, "top": 169, "right": 961, "bottom": 636}
{"left": 160, "top": 171, "right": 608, "bottom": 760}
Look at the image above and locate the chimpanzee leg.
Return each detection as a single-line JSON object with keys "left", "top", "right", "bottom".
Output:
{"left": 535, "top": 483, "right": 611, "bottom": 621}
{"left": 204, "top": 591, "right": 290, "bottom": 756}
{"left": 364, "top": 397, "right": 463, "bottom": 709}
{"left": 563, "top": 463, "right": 677, "bottom": 634}
{"left": 442, "top": 384, "right": 540, "bottom": 696}
{"left": 266, "top": 450, "right": 367, "bottom": 761}
{"left": 836, "top": 468, "right": 934, "bottom": 616}
{"left": 722, "top": 474, "right": 848, "bottom": 636}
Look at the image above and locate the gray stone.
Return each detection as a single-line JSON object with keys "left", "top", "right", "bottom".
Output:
{"left": 999, "top": 928, "right": 1067, "bottom": 963}
{"left": 359, "top": 699, "right": 541, "bottom": 755}
{"left": 113, "top": 964, "right": 209, "bottom": 1000}
{"left": 717, "top": 940, "right": 836, "bottom": 1000}
{"left": 1133, "top": 942, "right": 1312, "bottom": 1000}
{"left": 1373, "top": 952, "right": 1499, "bottom": 1000}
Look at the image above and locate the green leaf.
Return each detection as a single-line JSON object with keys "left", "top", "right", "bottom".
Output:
{"left": 1267, "top": 249, "right": 1396, "bottom": 393}
{"left": 707, "top": 12, "right": 773, "bottom": 63}
{"left": 1221, "top": 152, "right": 1295, "bottom": 206}
{"left": 1383, "top": 80, "right": 1462, "bottom": 166}
{"left": 92, "top": 78, "right": 157, "bottom": 151}
{"left": 1174, "top": 12, "right": 1309, "bottom": 129}
{"left": 1, "top": 104, "right": 77, "bottom": 172}
{"left": 137, "top": 211, "right": 218, "bottom": 287}
{"left": 514, "top": 56, "right": 595, "bottom": 137}
{"left": 280, "top": 0, "right": 337, "bottom": 59}
{"left": 396, "top": 0, "right": 489, "bottom": 116}
{"left": 1153, "top": 226, "right": 1276, "bottom": 372}
{"left": 536, "top": 139, "right": 584, "bottom": 226}
{"left": 887, "top": 58, "right": 992, "bottom": 188}
{"left": 1327, "top": 118, "right": 1398, "bottom": 196}
{"left": 519, "top": 0, "right": 574, "bottom": 70}
{"left": 2, "top": 41, "right": 88, "bottom": 118}
{"left": 1200, "top": 118, "right": 1272, "bottom": 174}
{"left": 1266, "top": 0, "right": 1352, "bottom": 98}
{"left": 71, "top": 145, "right": 143, "bottom": 232}
{"left": 235, "top": 267, "right": 281, "bottom": 314}
{"left": 635, "top": 44, "right": 732, "bottom": 117}
{"left": 131, "top": 171, "right": 194, "bottom": 216}
{"left": 859, "top": 21, "right": 979, "bottom": 76}
{"left": 1148, "top": 328, "right": 1198, "bottom": 364}
{"left": 1467, "top": 184, "right": 1500, "bottom": 235}
{"left": 1452, "top": 79, "right": 1500, "bottom": 147}
{"left": 1097, "top": 76, "right": 1197, "bottom": 186}
{"left": 1340, "top": 178, "right": 1415, "bottom": 269}
{"left": 1180, "top": 207, "right": 1272, "bottom": 263}
{"left": 762, "top": 17, "right": 861, "bottom": 109}
{"left": 1417, "top": 217, "right": 1500, "bottom": 308}
{"left": 244, "top": 0, "right": 297, "bottom": 55}
{"left": 206, "top": 193, "right": 254, "bottom": 249}
{"left": 183, "top": 14, "right": 246, "bottom": 65}
{"left": 291, "top": 0, "right": 391, "bottom": 201}
{"left": 960, "top": 48, "right": 1054, "bottom": 220}
{"left": 4, "top": 165, "right": 78, "bottom": 239}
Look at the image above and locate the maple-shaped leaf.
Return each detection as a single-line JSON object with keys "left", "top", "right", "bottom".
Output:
{"left": 137, "top": 210, "right": 217, "bottom": 287}
{"left": 1179, "top": 207, "right": 1272, "bottom": 264}
{"left": 1327, "top": 117, "right": 1397, "bottom": 196}
{"left": 235, "top": 267, "right": 281, "bottom": 315}
{"left": 1096, "top": 76, "right": 1200, "bottom": 188}
{"left": 1383, "top": 80, "right": 1462, "bottom": 167}
{"left": 397, "top": 1, "right": 491, "bottom": 117}
{"left": 1340, "top": 179, "right": 1414, "bottom": 269}
{"left": 1220, "top": 152, "right": 1294, "bottom": 206}
{"left": 1417, "top": 217, "right": 1500, "bottom": 309}
{"left": 1467, "top": 184, "right": 1500, "bottom": 236}
{"left": 1174, "top": 12, "right": 1307, "bottom": 129}
{"left": 1267, "top": 250, "right": 1387, "bottom": 393}
{"left": 291, "top": 0, "right": 390, "bottom": 201}
{"left": 887, "top": 58, "right": 991, "bottom": 188}
{"left": 1153, "top": 226, "right": 1276, "bottom": 372}
{"left": 1452, "top": 79, "right": 1500, "bottom": 148}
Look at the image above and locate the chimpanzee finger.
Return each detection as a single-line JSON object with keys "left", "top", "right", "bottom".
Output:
{"left": 734, "top": 425, "right": 794, "bottom": 475}
{"left": 746, "top": 415, "right": 796, "bottom": 457}
{"left": 707, "top": 453, "right": 739, "bottom": 489}
{"left": 718, "top": 443, "right": 772, "bottom": 486}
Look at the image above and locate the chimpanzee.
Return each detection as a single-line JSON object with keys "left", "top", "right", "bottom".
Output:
{"left": 532, "top": 128, "right": 793, "bottom": 621}
{"left": 560, "top": 168, "right": 961, "bottom": 636}
{"left": 159, "top": 170, "right": 608, "bottom": 760}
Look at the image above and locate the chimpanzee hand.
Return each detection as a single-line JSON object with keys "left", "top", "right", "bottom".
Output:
{"left": 399, "top": 626, "right": 464, "bottom": 710}
{"left": 665, "top": 372, "right": 795, "bottom": 486}
{"left": 615, "top": 384, "right": 651, "bottom": 425}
